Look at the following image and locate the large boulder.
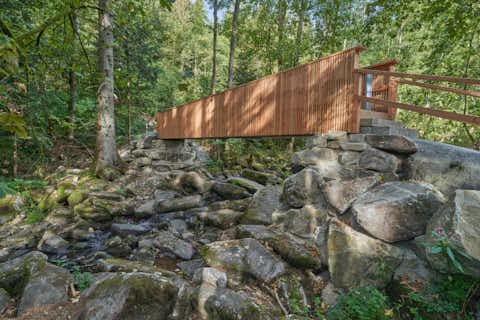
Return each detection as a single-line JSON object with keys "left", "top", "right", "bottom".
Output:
{"left": 291, "top": 147, "right": 337, "bottom": 167}
{"left": 322, "top": 176, "right": 379, "bottom": 214}
{"left": 153, "top": 231, "right": 195, "bottom": 260}
{"left": 200, "top": 238, "right": 285, "bottom": 283}
{"left": 283, "top": 204, "right": 329, "bottom": 238}
{"left": 282, "top": 169, "right": 323, "bottom": 208}
{"left": 241, "top": 186, "right": 282, "bottom": 225}
{"left": 196, "top": 209, "right": 245, "bottom": 229}
{"left": 236, "top": 225, "right": 324, "bottom": 270}
{"left": 79, "top": 272, "right": 179, "bottom": 320}
{"left": 241, "top": 169, "right": 281, "bottom": 186}
{"left": 212, "top": 182, "right": 251, "bottom": 200}
{"left": 328, "top": 219, "right": 404, "bottom": 289}
{"left": 425, "top": 190, "right": 480, "bottom": 277}
{"left": 411, "top": 139, "right": 480, "bottom": 196}
{"left": 17, "top": 261, "right": 72, "bottom": 315}
{"left": 0, "top": 251, "right": 72, "bottom": 316}
{"left": 156, "top": 195, "right": 202, "bottom": 213}
{"left": 352, "top": 182, "right": 445, "bottom": 242}
{"left": 37, "top": 231, "right": 69, "bottom": 255}
{"left": 0, "top": 195, "right": 23, "bottom": 224}
{"left": 359, "top": 148, "right": 401, "bottom": 174}
{"left": 205, "top": 288, "right": 269, "bottom": 320}
{"left": 365, "top": 135, "right": 418, "bottom": 154}
{"left": 227, "top": 177, "right": 264, "bottom": 194}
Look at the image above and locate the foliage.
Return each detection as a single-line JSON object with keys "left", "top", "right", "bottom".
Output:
{"left": 326, "top": 286, "right": 393, "bottom": 320}
{"left": 422, "top": 226, "right": 474, "bottom": 274}
{"left": 72, "top": 265, "right": 92, "bottom": 291}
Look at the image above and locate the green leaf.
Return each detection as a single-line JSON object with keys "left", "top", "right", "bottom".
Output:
{"left": 430, "top": 247, "right": 442, "bottom": 254}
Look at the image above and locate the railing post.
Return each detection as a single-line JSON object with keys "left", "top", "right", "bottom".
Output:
{"left": 387, "top": 64, "right": 398, "bottom": 120}
{"left": 350, "top": 51, "right": 362, "bottom": 133}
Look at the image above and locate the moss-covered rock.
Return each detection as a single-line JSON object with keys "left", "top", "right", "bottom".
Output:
{"left": 0, "top": 194, "right": 22, "bottom": 224}
{"left": 73, "top": 198, "right": 111, "bottom": 222}
{"left": 79, "top": 272, "right": 179, "bottom": 320}
{"left": 0, "top": 287, "right": 8, "bottom": 313}
{"left": 67, "top": 189, "right": 87, "bottom": 207}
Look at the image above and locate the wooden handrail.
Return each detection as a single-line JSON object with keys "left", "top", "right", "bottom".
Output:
{"left": 355, "top": 95, "right": 480, "bottom": 126}
{"left": 354, "top": 68, "right": 480, "bottom": 85}
{"left": 396, "top": 79, "right": 480, "bottom": 98}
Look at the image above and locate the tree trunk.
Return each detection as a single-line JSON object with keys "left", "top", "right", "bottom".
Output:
{"left": 211, "top": 0, "right": 218, "bottom": 94}
{"left": 13, "top": 134, "right": 17, "bottom": 178}
{"left": 293, "top": 0, "right": 306, "bottom": 66}
{"left": 68, "top": 9, "right": 78, "bottom": 141}
{"left": 277, "top": 0, "right": 287, "bottom": 71}
{"left": 95, "top": 0, "right": 117, "bottom": 175}
{"left": 126, "top": 46, "right": 131, "bottom": 145}
{"left": 227, "top": 0, "right": 241, "bottom": 89}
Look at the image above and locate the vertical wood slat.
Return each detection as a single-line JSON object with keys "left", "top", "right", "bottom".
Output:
{"left": 155, "top": 47, "right": 365, "bottom": 139}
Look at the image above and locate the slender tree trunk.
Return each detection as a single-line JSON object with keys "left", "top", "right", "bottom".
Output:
{"left": 211, "top": 0, "right": 218, "bottom": 94}
{"left": 227, "top": 0, "right": 241, "bottom": 88}
{"left": 277, "top": 0, "right": 287, "bottom": 70}
{"left": 126, "top": 45, "right": 131, "bottom": 145}
{"left": 13, "top": 134, "right": 17, "bottom": 178}
{"left": 95, "top": 0, "right": 117, "bottom": 175}
{"left": 68, "top": 9, "right": 78, "bottom": 141}
{"left": 293, "top": 0, "right": 306, "bottom": 66}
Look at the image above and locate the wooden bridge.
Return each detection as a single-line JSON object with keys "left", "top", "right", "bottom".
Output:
{"left": 155, "top": 47, "right": 480, "bottom": 139}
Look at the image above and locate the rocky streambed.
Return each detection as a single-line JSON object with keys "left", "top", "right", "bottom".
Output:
{"left": 1, "top": 133, "right": 480, "bottom": 319}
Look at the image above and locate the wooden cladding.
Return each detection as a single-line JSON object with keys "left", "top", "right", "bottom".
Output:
{"left": 156, "top": 47, "right": 366, "bottom": 139}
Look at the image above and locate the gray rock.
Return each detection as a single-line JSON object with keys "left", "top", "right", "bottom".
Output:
{"left": 291, "top": 147, "right": 338, "bottom": 167}
{"left": 425, "top": 190, "right": 480, "bottom": 277}
{"left": 111, "top": 223, "right": 150, "bottom": 237}
{"left": 339, "top": 142, "right": 367, "bottom": 152}
{"left": 208, "top": 198, "right": 252, "bottom": 212}
{"left": 205, "top": 288, "right": 267, "bottom": 320}
{"left": 91, "top": 192, "right": 125, "bottom": 202}
{"left": 359, "top": 148, "right": 401, "bottom": 173}
{"left": 0, "top": 251, "right": 47, "bottom": 295}
{"left": 180, "top": 171, "right": 212, "bottom": 193}
{"left": 135, "top": 200, "right": 155, "bottom": 218}
{"left": 394, "top": 249, "right": 433, "bottom": 283}
{"left": 102, "top": 236, "right": 131, "bottom": 257}
{"left": 0, "top": 288, "right": 8, "bottom": 313}
{"left": 212, "top": 182, "right": 251, "bottom": 200}
{"left": 79, "top": 272, "right": 178, "bottom": 320}
{"left": 193, "top": 267, "right": 227, "bottom": 288}
{"left": 37, "top": 230, "right": 69, "bottom": 255}
{"left": 282, "top": 169, "right": 324, "bottom": 208}
{"left": 306, "top": 135, "right": 328, "bottom": 149}
{"left": 338, "top": 151, "right": 361, "bottom": 166}
{"left": 154, "top": 190, "right": 177, "bottom": 202}
{"left": 136, "top": 157, "right": 152, "bottom": 167}
{"left": 197, "top": 209, "right": 245, "bottom": 229}
{"left": 153, "top": 231, "right": 195, "bottom": 260}
{"left": 328, "top": 219, "right": 404, "bottom": 289}
{"left": 411, "top": 139, "right": 480, "bottom": 197}
{"left": 321, "top": 282, "right": 340, "bottom": 307}
{"left": 176, "top": 259, "right": 207, "bottom": 279}
{"left": 18, "top": 262, "right": 72, "bottom": 315}
{"left": 324, "top": 131, "right": 347, "bottom": 141}
{"left": 241, "top": 169, "right": 281, "bottom": 186}
{"left": 352, "top": 182, "right": 445, "bottom": 242}
{"left": 365, "top": 135, "right": 418, "bottom": 154}
{"left": 227, "top": 177, "right": 264, "bottom": 194}
{"left": 241, "top": 186, "right": 282, "bottom": 225}
{"left": 236, "top": 225, "right": 324, "bottom": 270}
{"left": 283, "top": 204, "right": 328, "bottom": 238}
{"left": 156, "top": 195, "right": 202, "bottom": 213}
{"left": 322, "top": 176, "right": 379, "bottom": 214}
{"left": 170, "top": 219, "right": 188, "bottom": 236}
{"left": 201, "top": 238, "right": 285, "bottom": 283}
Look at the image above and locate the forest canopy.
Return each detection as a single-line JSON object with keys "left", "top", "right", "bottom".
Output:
{"left": 0, "top": 0, "right": 479, "bottom": 177}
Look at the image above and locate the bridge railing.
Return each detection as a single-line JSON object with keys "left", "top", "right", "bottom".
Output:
{"left": 156, "top": 46, "right": 367, "bottom": 139}
{"left": 353, "top": 68, "right": 480, "bottom": 126}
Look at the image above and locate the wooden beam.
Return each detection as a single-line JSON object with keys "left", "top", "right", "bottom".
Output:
{"left": 354, "top": 68, "right": 480, "bottom": 85}
{"left": 364, "top": 59, "right": 399, "bottom": 70}
{"left": 355, "top": 95, "right": 480, "bottom": 126}
{"left": 360, "top": 109, "right": 391, "bottom": 120}
{"left": 396, "top": 79, "right": 480, "bottom": 98}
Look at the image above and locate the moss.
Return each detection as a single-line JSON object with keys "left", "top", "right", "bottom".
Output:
{"left": 67, "top": 190, "right": 86, "bottom": 207}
